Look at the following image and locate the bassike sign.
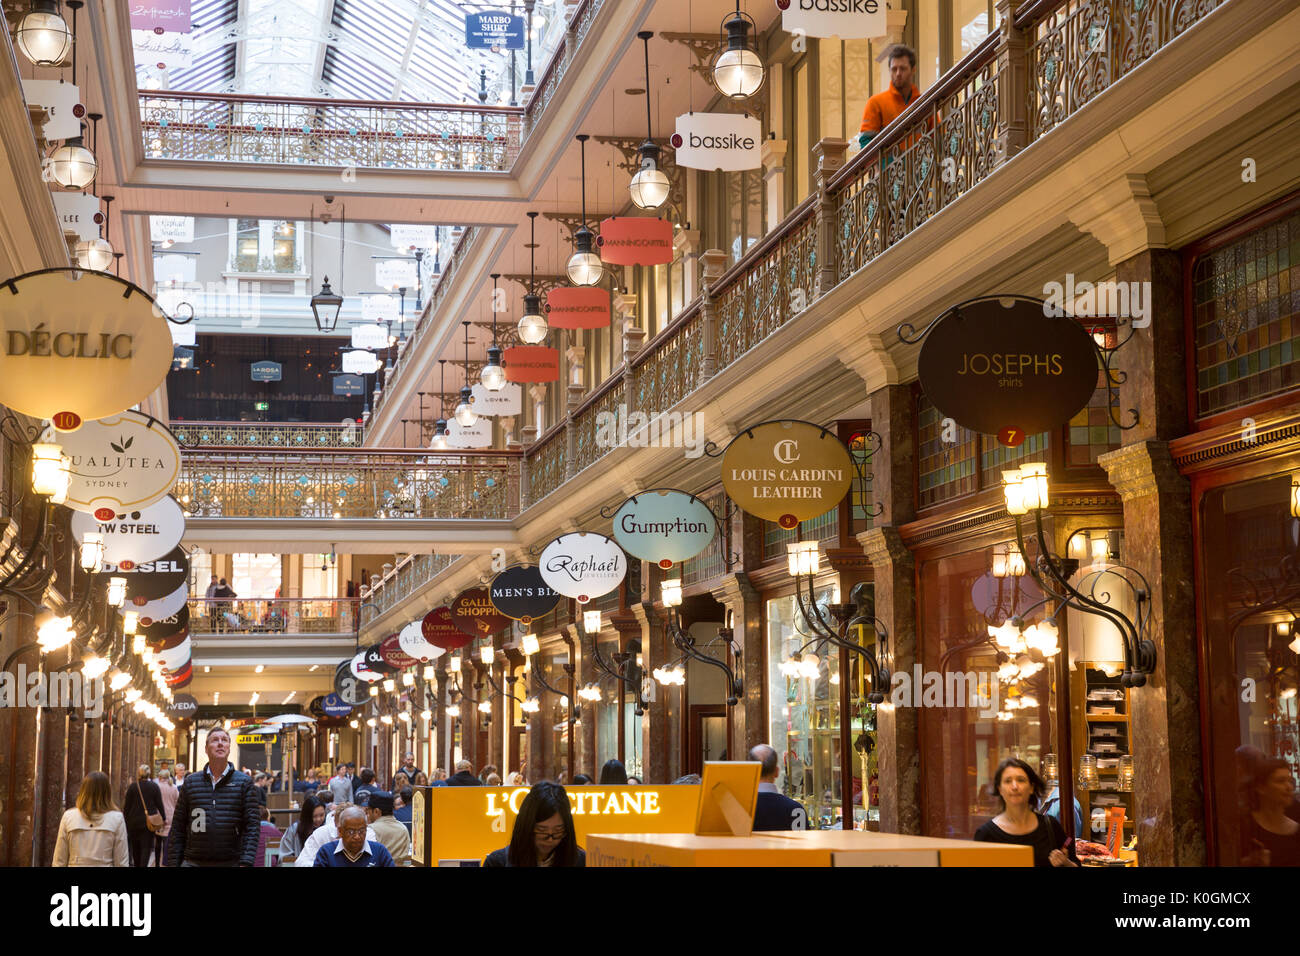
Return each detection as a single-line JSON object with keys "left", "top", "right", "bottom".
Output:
{"left": 776, "top": 0, "right": 886, "bottom": 38}
{"left": 720, "top": 420, "right": 854, "bottom": 529}
{"left": 671, "top": 113, "right": 762, "bottom": 171}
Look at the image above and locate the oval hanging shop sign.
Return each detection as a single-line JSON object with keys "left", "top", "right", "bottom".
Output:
{"left": 721, "top": 420, "right": 854, "bottom": 529}
{"left": 59, "top": 411, "right": 182, "bottom": 515}
{"left": 400, "top": 618, "right": 445, "bottom": 661}
{"left": 489, "top": 565, "right": 561, "bottom": 623}
{"left": 321, "top": 693, "right": 352, "bottom": 717}
{"left": 132, "top": 581, "right": 189, "bottom": 626}
{"left": 539, "top": 533, "right": 627, "bottom": 604}
{"left": 612, "top": 489, "right": 718, "bottom": 569}
{"left": 71, "top": 495, "right": 185, "bottom": 566}
{"left": 597, "top": 217, "right": 674, "bottom": 266}
{"left": 449, "top": 588, "right": 512, "bottom": 639}
{"left": 421, "top": 606, "right": 467, "bottom": 651}
{"left": 379, "top": 633, "right": 419, "bottom": 669}
{"left": 671, "top": 112, "right": 762, "bottom": 172}
{"left": 140, "top": 605, "right": 189, "bottom": 644}
{"left": 116, "top": 545, "right": 189, "bottom": 602}
{"left": 334, "top": 662, "right": 369, "bottom": 704}
{"left": 0, "top": 270, "right": 174, "bottom": 422}
{"left": 915, "top": 296, "right": 1100, "bottom": 442}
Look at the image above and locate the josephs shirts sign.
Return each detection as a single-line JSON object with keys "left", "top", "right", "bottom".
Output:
{"left": 671, "top": 113, "right": 762, "bottom": 171}
{"left": 777, "top": 0, "right": 886, "bottom": 39}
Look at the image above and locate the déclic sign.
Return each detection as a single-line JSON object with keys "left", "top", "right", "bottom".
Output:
{"left": 671, "top": 113, "right": 762, "bottom": 171}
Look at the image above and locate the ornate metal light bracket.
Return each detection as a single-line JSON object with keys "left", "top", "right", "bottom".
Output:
{"left": 584, "top": 632, "right": 647, "bottom": 714}
{"left": 664, "top": 606, "right": 742, "bottom": 705}
{"left": 790, "top": 577, "right": 890, "bottom": 703}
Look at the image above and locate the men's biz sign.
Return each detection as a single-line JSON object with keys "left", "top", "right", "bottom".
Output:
{"left": 489, "top": 565, "right": 561, "bottom": 624}
{"left": 671, "top": 113, "right": 762, "bottom": 171}
{"left": 720, "top": 420, "right": 854, "bottom": 529}
{"left": 0, "top": 271, "right": 174, "bottom": 423}
{"left": 611, "top": 489, "right": 718, "bottom": 569}
{"left": 59, "top": 411, "right": 183, "bottom": 516}
{"left": 465, "top": 11, "right": 525, "bottom": 49}
{"left": 777, "top": 0, "right": 886, "bottom": 38}
{"left": 539, "top": 533, "right": 627, "bottom": 604}
{"left": 915, "top": 296, "right": 1100, "bottom": 443}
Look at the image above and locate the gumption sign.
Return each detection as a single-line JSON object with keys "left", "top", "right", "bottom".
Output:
{"left": 720, "top": 421, "right": 855, "bottom": 529}
{"left": 611, "top": 489, "right": 718, "bottom": 568}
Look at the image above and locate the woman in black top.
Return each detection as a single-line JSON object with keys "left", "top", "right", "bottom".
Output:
{"left": 1243, "top": 758, "right": 1300, "bottom": 867}
{"left": 123, "top": 765, "right": 165, "bottom": 867}
{"left": 483, "top": 782, "right": 585, "bottom": 867}
{"left": 974, "top": 757, "right": 1078, "bottom": 867}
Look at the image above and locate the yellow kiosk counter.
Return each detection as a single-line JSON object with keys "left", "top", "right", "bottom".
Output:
{"left": 584, "top": 829, "right": 1032, "bottom": 867}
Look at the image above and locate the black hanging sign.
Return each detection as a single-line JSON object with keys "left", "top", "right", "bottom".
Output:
{"left": 489, "top": 564, "right": 561, "bottom": 624}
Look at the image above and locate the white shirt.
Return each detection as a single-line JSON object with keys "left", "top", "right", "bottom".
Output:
{"left": 295, "top": 814, "right": 377, "bottom": 867}
{"left": 52, "top": 809, "right": 129, "bottom": 867}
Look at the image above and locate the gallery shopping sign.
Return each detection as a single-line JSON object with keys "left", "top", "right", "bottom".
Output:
{"left": 776, "top": 0, "right": 886, "bottom": 38}
{"left": 671, "top": 113, "right": 762, "bottom": 171}
{"left": 598, "top": 218, "right": 674, "bottom": 266}
{"left": 539, "top": 533, "right": 627, "bottom": 604}
{"left": 489, "top": 565, "right": 561, "bottom": 624}
{"left": 58, "top": 411, "right": 182, "bottom": 516}
{"left": 0, "top": 271, "right": 174, "bottom": 423}
{"left": 465, "top": 10, "right": 525, "bottom": 50}
{"left": 546, "top": 286, "right": 610, "bottom": 329}
{"left": 720, "top": 420, "right": 854, "bottom": 529}
{"left": 611, "top": 489, "right": 718, "bottom": 569}
{"left": 70, "top": 494, "right": 186, "bottom": 566}
{"left": 449, "top": 588, "right": 512, "bottom": 639}
{"left": 914, "top": 296, "right": 1100, "bottom": 445}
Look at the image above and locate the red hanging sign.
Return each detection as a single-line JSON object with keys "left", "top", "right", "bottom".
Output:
{"left": 379, "top": 633, "right": 419, "bottom": 669}
{"left": 504, "top": 346, "right": 560, "bottom": 383}
{"left": 597, "top": 217, "right": 674, "bottom": 265}
{"left": 422, "top": 606, "right": 468, "bottom": 650}
{"left": 546, "top": 287, "right": 611, "bottom": 329}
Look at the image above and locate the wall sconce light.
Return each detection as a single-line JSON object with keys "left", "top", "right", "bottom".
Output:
{"left": 991, "top": 542, "right": 1026, "bottom": 578}
{"left": 477, "top": 700, "right": 491, "bottom": 713}
{"left": 1002, "top": 462, "right": 1049, "bottom": 515}
{"left": 660, "top": 578, "right": 683, "bottom": 608}
{"left": 37, "top": 614, "right": 75, "bottom": 652}
{"left": 368, "top": 685, "right": 379, "bottom": 698}
{"left": 423, "top": 664, "right": 436, "bottom": 680}
{"left": 349, "top": 719, "right": 359, "bottom": 729}
{"left": 582, "top": 610, "right": 602, "bottom": 634}
{"left": 382, "top": 678, "right": 395, "bottom": 692}
{"left": 122, "top": 611, "right": 138, "bottom": 635}
{"left": 1077, "top": 754, "right": 1099, "bottom": 790}
{"left": 106, "top": 576, "right": 127, "bottom": 608}
{"left": 480, "top": 645, "right": 495, "bottom": 666}
{"left": 446, "top": 704, "right": 460, "bottom": 718}
{"left": 31, "top": 442, "right": 71, "bottom": 503}
{"left": 521, "top": 632, "right": 540, "bottom": 656}
{"left": 449, "top": 654, "right": 462, "bottom": 673}
{"left": 521, "top": 695, "right": 540, "bottom": 713}
{"left": 402, "top": 672, "right": 415, "bottom": 687}
{"left": 79, "top": 532, "right": 104, "bottom": 571}
{"left": 420, "top": 709, "right": 432, "bottom": 721}
{"left": 786, "top": 540, "right": 820, "bottom": 577}
{"left": 366, "top": 717, "right": 377, "bottom": 727}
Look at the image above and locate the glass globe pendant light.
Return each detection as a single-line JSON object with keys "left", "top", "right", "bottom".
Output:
{"left": 629, "top": 31, "right": 671, "bottom": 211}
{"left": 430, "top": 358, "right": 449, "bottom": 449}
{"left": 73, "top": 236, "right": 113, "bottom": 271}
{"left": 517, "top": 211, "right": 548, "bottom": 344}
{"left": 16, "top": 0, "right": 73, "bottom": 67}
{"left": 48, "top": 129, "right": 97, "bottom": 190}
{"left": 566, "top": 135, "right": 604, "bottom": 286}
{"left": 712, "top": 3, "right": 765, "bottom": 100}
{"left": 453, "top": 322, "right": 477, "bottom": 427}
{"left": 480, "top": 273, "right": 507, "bottom": 391}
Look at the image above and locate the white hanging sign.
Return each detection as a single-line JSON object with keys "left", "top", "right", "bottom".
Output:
{"left": 59, "top": 411, "right": 183, "bottom": 516}
{"left": 132, "top": 30, "right": 194, "bottom": 69}
{"left": 129, "top": 580, "right": 190, "bottom": 623}
{"left": 390, "top": 224, "right": 438, "bottom": 249}
{"left": 341, "top": 349, "right": 380, "bottom": 375}
{"left": 71, "top": 494, "right": 186, "bottom": 566}
{"left": 351, "top": 323, "right": 390, "bottom": 349}
{"left": 539, "top": 533, "right": 627, "bottom": 604}
{"left": 350, "top": 649, "right": 382, "bottom": 683}
{"left": 53, "top": 193, "right": 102, "bottom": 241}
{"left": 375, "top": 259, "right": 417, "bottom": 289}
{"left": 361, "top": 294, "right": 400, "bottom": 324}
{"left": 446, "top": 418, "right": 492, "bottom": 448}
{"left": 470, "top": 382, "right": 522, "bottom": 417}
{"left": 155, "top": 638, "right": 193, "bottom": 674}
{"left": 149, "top": 216, "right": 194, "bottom": 243}
{"left": 20, "top": 80, "right": 82, "bottom": 140}
{"left": 671, "top": 112, "right": 762, "bottom": 171}
{"left": 398, "top": 618, "right": 445, "bottom": 662}
{"left": 778, "top": 0, "right": 887, "bottom": 39}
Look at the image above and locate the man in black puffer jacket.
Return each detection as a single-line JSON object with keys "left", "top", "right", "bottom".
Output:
{"left": 168, "top": 728, "right": 259, "bottom": 867}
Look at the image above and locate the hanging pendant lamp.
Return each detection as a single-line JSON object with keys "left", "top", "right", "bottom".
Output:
{"left": 480, "top": 272, "right": 507, "bottom": 391}
{"left": 431, "top": 359, "right": 449, "bottom": 449}
{"left": 518, "top": 211, "right": 548, "bottom": 344}
{"left": 712, "top": 3, "right": 765, "bottom": 100}
{"left": 453, "top": 322, "right": 477, "bottom": 427}
{"left": 567, "top": 135, "right": 604, "bottom": 287}
{"left": 48, "top": 127, "right": 97, "bottom": 190}
{"left": 16, "top": 0, "right": 73, "bottom": 67}
{"left": 629, "top": 31, "right": 670, "bottom": 210}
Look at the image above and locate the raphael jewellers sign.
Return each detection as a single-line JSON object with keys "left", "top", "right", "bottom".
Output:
{"left": 539, "top": 533, "right": 627, "bottom": 604}
{"left": 776, "top": 0, "right": 886, "bottom": 38}
{"left": 671, "top": 113, "right": 762, "bottom": 171}
{"left": 721, "top": 420, "right": 854, "bottom": 529}
{"left": 0, "top": 271, "right": 173, "bottom": 422}
{"left": 915, "top": 296, "right": 1099, "bottom": 443}
{"left": 612, "top": 489, "right": 717, "bottom": 569}
{"left": 58, "top": 412, "right": 182, "bottom": 515}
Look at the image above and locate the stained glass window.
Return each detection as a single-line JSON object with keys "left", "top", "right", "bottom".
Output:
{"left": 918, "top": 392, "right": 978, "bottom": 507}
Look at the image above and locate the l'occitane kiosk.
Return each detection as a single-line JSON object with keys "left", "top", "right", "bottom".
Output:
{"left": 583, "top": 764, "right": 1031, "bottom": 867}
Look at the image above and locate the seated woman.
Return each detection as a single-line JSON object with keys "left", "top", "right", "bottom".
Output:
{"left": 973, "top": 757, "right": 1078, "bottom": 867}
{"left": 483, "top": 782, "right": 585, "bottom": 867}
{"left": 1244, "top": 757, "right": 1300, "bottom": 867}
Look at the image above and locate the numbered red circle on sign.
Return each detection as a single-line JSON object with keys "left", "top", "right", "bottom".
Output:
{"left": 118, "top": 560, "right": 136, "bottom": 571}
{"left": 94, "top": 507, "right": 115, "bottom": 521}
{"left": 658, "top": 558, "right": 673, "bottom": 570}
{"left": 53, "top": 411, "right": 82, "bottom": 432}
{"left": 577, "top": 594, "right": 590, "bottom": 604}
{"left": 779, "top": 514, "right": 798, "bottom": 530}
{"left": 997, "top": 427, "right": 1026, "bottom": 448}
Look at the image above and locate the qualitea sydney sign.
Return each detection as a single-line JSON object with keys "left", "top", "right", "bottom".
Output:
{"left": 776, "top": 0, "right": 886, "bottom": 38}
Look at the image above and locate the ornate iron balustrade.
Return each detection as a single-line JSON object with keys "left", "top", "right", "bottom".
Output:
{"left": 831, "top": 38, "right": 1001, "bottom": 281}
{"left": 188, "top": 597, "right": 360, "bottom": 634}
{"left": 171, "top": 421, "right": 365, "bottom": 449}
{"left": 523, "top": 0, "right": 606, "bottom": 139}
{"left": 140, "top": 92, "right": 521, "bottom": 171}
{"left": 570, "top": 371, "right": 625, "bottom": 476}
{"left": 713, "top": 202, "right": 818, "bottom": 372}
{"left": 177, "top": 450, "right": 519, "bottom": 519}
{"left": 526, "top": 424, "right": 567, "bottom": 505}
{"left": 363, "top": 552, "right": 459, "bottom": 620}
{"left": 1022, "top": 0, "right": 1224, "bottom": 142}
{"left": 630, "top": 304, "right": 703, "bottom": 419}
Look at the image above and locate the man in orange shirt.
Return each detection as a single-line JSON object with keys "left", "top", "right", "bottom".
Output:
{"left": 858, "top": 44, "right": 921, "bottom": 149}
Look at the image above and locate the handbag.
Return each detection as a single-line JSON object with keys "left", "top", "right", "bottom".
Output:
{"left": 136, "top": 782, "right": 164, "bottom": 834}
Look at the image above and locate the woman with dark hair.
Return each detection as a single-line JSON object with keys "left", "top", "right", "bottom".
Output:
{"left": 483, "top": 782, "right": 585, "bottom": 867}
{"left": 412, "top": 771, "right": 429, "bottom": 788}
{"left": 276, "top": 795, "right": 326, "bottom": 864}
{"left": 973, "top": 757, "right": 1078, "bottom": 867}
{"left": 122, "top": 765, "right": 165, "bottom": 867}
{"left": 572, "top": 774, "right": 593, "bottom": 785}
{"left": 598, "top": 759, "right": 627, "bottom": 785}
{"left": 1243, "top": 758, "right": 1300, "bottom": 867}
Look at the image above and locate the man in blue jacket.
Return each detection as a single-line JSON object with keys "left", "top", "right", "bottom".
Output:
{"left": 313, "top": 806, "right": 396, "bottom": 867}
{"left": 168, "top": 728, "right": 260, "bottom": 866}
{"left": 750, "top": 744, "right": 809, "bottom": 832}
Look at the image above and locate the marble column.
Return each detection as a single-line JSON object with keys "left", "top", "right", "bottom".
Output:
{"left": 632, "top": 600, "right": 674, "bottom": 784}
{"left": 709, "top": 573, "right": 763, "bottom": 760}
{"left": 571, "top": 624, "right": 596, "bottom": 778}
{"left": 0, "top": 635, "right": 38, "bottom": 866}
{"left": 37, "top": 708, "right": 69, "bottom": 864}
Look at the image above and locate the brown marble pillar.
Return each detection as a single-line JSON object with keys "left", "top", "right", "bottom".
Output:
{"left": 709, "top": 573, "right": 763, "bottom": 760}
{"left": 38, "top": 708, "right": 70, "bottom": 865}
{"left": 66, "top": 710, "right": 85, "bottom": 808}
{"left": 489, "top": 661, "right": 505, "bottom": 773}
{"left": 860, "top": 383, "right": 921, "bottom": 834}
{"left": 1098, "top": 442, "right": 1205, "bottom": 866}
{"left": 434, "top": 671, "right": 448, "bottom": 774}
{"left": 0, "top": 636, "right": 39, "bottom": 866}
{"left": 632, "top": 602, "right": 673, "bottom": 784}
{"left": 571, "top": 624, "right": 596, "bottom": 779}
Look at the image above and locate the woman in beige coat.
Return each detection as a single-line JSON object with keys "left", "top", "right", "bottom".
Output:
{"left": 52, "top": 771, "right": 129, "bottom": 867}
